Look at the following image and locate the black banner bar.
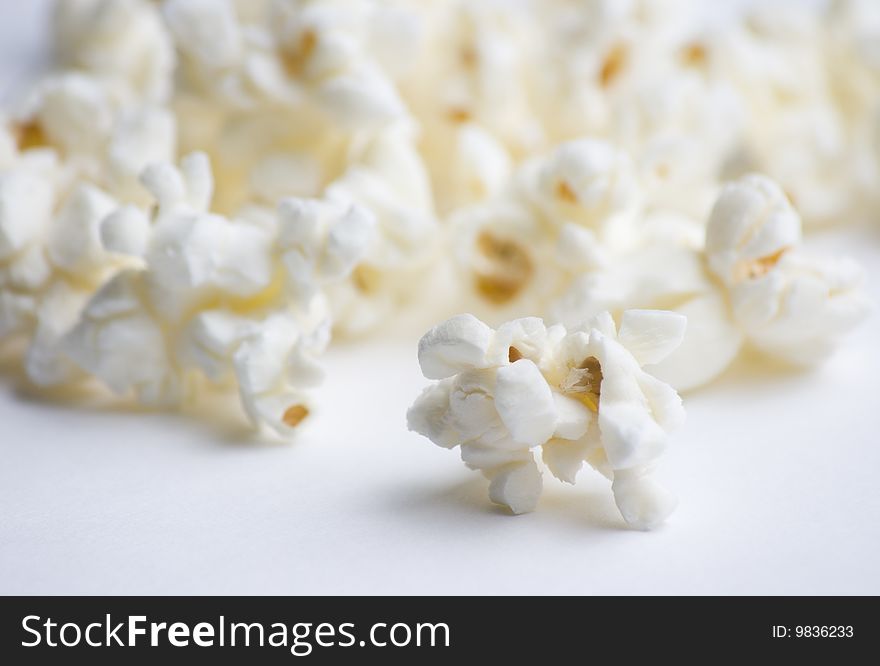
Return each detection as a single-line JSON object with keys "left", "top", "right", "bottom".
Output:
{"left": 0, "top": 597, "right": 874, "bottom": 662}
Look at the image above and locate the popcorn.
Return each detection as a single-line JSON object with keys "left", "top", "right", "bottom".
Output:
{"left": 418, "top": 122, "right": 512, "bottom": 215}
{"left": 160, "top": 1, "right": 438, "bottom": 336}
{"left": 53, "top": 0, "right": 175, "bottom": 103}
{"left": 32, "top": 73, "right": 118, "bottom": 158}
{"left": 399, "top": 1, "right": 539, "bottom": 209}
{"left": 525, "top": 139, "right": 639, "bottom": 241}
{"left": 704, "top": 174, "right": 801, "bottom": 287}
{"left": 552, "top": 175, "right": 870, "bottom": 391}
{"left": 451, "top": 200, "right": 549, "bottom": 316}
{"left": 0, "top": 147, "right": 131, "bottom": 387}
{"left": 7, "top": 72, "right": 176, "bottom": 207}
{"left": 0, "top": 0, "right": 876, "bottom": 532}
{"left": 715, "top": 4, "right": 868, "bottom": 226}
{"left": 105, "top": 107, "right": 177, "bottom": 206}
{"left": 60, "top": 152, "right": 374, "bottom": 434}
{"left": 277, "top": 196, "right": 375, "bottom": 302}
{"left": 162, "top": 0, "right": 412, "bottom": 222}
{"left": 164, "top": 0, "right": 407, "bottom": 129}
{"left": 162, "top": 0, "right": 243, "bottom": 73}
{"left": 449, "top": 139, "right": 633, "bottom": 320}
{"left": 0, "top": 155, "right": 57, "bottom": 265}
{"left": 531, "top": 0, "right": 702, "bottom": 142}
{"left": 825, "top": 0, "right": 880, "bottom": 210}
{"left": 408, "top": 310, "right": 686, "bottom": 529}
{"left": 611, "top": 72, "right": 742, "bottom": 219}
{"left": 703, "top": 174, "right": 871, "bottom": 365}
{"left": 321, "top": 126, "right": 439, "bottom": 336}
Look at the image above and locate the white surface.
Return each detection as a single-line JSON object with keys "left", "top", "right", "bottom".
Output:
{"left": 1, "top": 1, "right": 879, "bottom": 596}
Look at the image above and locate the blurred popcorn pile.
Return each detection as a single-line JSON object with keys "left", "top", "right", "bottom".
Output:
{"left": 0, "top": 0, "right": 875, "bottom": 440}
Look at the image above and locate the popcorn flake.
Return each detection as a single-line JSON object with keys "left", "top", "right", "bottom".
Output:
{"left": 408, "top": 310, "right": 686, "bottom": 530}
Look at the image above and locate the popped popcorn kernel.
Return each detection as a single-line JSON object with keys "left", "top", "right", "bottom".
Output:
{"left": 29, "top": 152, "right": 375, "bottom": 436}
{"left": 408, "top": 310, "right": 686, "bottom": 530}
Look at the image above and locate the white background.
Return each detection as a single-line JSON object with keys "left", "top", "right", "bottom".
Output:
{"left": 1, "top": 0, "right": 878, "bottom": 595}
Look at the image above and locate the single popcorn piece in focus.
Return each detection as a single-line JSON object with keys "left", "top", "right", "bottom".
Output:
{"left": 60, "top": 152, "right": 375, "bottom": 436}
{"left": 407, "top": 309, "right": 686, "bottom": 530}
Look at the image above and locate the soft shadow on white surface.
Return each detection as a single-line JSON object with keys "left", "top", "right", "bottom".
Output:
{"left": 385, "top": 476, "right": 629, "bottom": 531}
